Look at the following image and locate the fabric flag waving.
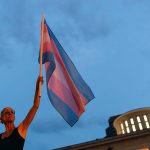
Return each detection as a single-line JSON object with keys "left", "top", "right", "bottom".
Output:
{"left": 40, "top": 18, "right": 95, "bottom": 126}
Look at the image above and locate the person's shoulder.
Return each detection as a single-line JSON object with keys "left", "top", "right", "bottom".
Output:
{"left": 17, "top": 124, "right": 27, "bottom": 140}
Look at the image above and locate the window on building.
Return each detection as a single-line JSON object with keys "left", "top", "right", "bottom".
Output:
{"left": 143, "top": 115, "right": 150, "bottom": 129}
{"left": 137, "top": 116, "right": 143, "bottom": 130}
{"left": 125, "top": 120, "right": 130, "bottom": 133}
{"left": 130, "top": 118, "right": 136, "bottom": 132}
{"left": 120, "top": 123, "right": 125, "bottom": 134}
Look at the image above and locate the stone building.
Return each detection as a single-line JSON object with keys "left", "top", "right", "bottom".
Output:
{"left": 56, "top": 108, "right": 150, "bottom": 150}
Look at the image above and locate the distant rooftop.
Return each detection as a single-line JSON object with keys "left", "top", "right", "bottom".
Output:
{"left": 56, "top": 128, "right": 150, "bottom": 150}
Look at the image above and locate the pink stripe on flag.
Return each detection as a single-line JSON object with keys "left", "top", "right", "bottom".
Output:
{"left": 51, "top": 38, "right": 87, "bottom": 108}
{"left": 48, "top": 75, "right": 82, "bottom": 117}
{"left": 43, "top": 24, "right": 53, "bottom": 53}
{"left": 47, "top": 56, "right": 84, "bottom": 116}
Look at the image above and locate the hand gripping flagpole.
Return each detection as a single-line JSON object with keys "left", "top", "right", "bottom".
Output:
{"left": 39, "top": 15, "right": 45, "bottom": 97}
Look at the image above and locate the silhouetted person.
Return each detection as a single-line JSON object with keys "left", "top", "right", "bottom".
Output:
{"left": 0, "top": 76, "right": 43, "bottom": 150}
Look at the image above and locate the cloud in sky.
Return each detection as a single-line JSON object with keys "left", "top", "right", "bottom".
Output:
{"left": 31, "top": 115, "right": 107, "bottom": 134}
{"left": 0, "top": 0, "right": 112, "bottom": 68}
{"left": 31, "top": 119, "right": 68, "bottom": 134}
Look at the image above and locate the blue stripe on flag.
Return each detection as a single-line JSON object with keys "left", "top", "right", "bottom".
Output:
{"left": 42, "top": 52, "right": 56, "bottom": 83}
{"left": 47, "top": 87, "right": 79, "bottom": 127}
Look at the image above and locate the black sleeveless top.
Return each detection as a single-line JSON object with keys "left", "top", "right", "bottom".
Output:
{"left": 0, "top": 128, "right": 25, "bottom": 150}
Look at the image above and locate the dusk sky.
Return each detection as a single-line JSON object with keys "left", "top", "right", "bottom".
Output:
{"left": 1, "top": 0, "right": 150, "bottom": 149}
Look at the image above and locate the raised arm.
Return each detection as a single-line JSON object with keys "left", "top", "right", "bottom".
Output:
{"left": 18, "top": 76, "right": 43, "bottom": 139}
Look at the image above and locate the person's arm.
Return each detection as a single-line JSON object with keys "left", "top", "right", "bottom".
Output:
{"left": 18, "top": 76, "right": 43, "bottom": 139}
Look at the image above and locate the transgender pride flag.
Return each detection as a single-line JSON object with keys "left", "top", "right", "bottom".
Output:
{"left": 40, "top": 19, "right": 95, "bottom": 126}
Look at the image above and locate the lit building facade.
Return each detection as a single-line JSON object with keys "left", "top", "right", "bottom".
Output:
{"left": 56, "top": 108, "right": 150, "bottom": 150}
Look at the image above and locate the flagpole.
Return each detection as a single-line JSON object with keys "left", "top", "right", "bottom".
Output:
{"left": 39, "top": 15, "right": 45, "bottom": 97}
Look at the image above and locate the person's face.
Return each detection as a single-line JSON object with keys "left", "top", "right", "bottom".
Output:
{"left": 1, "top": 107, "right": 15, "bottom": 124}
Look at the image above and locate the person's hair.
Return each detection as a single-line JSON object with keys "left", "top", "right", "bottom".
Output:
{"left": 0, "top": 109, "right": 4, "bottom": 124}
{"left": 1, "top": 109, "right": 5, "bottom": 116}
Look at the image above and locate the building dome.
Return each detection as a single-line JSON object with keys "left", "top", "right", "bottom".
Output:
{"left": 113, "top": 108, "right": 150, "bottom": 135}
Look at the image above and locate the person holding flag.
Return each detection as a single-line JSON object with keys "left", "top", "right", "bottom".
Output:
{"left": 0, "top": 14, "right": 94, "bottom": 149}
{"left": 0, "top": 76, "right": 43, "bottom": 150}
